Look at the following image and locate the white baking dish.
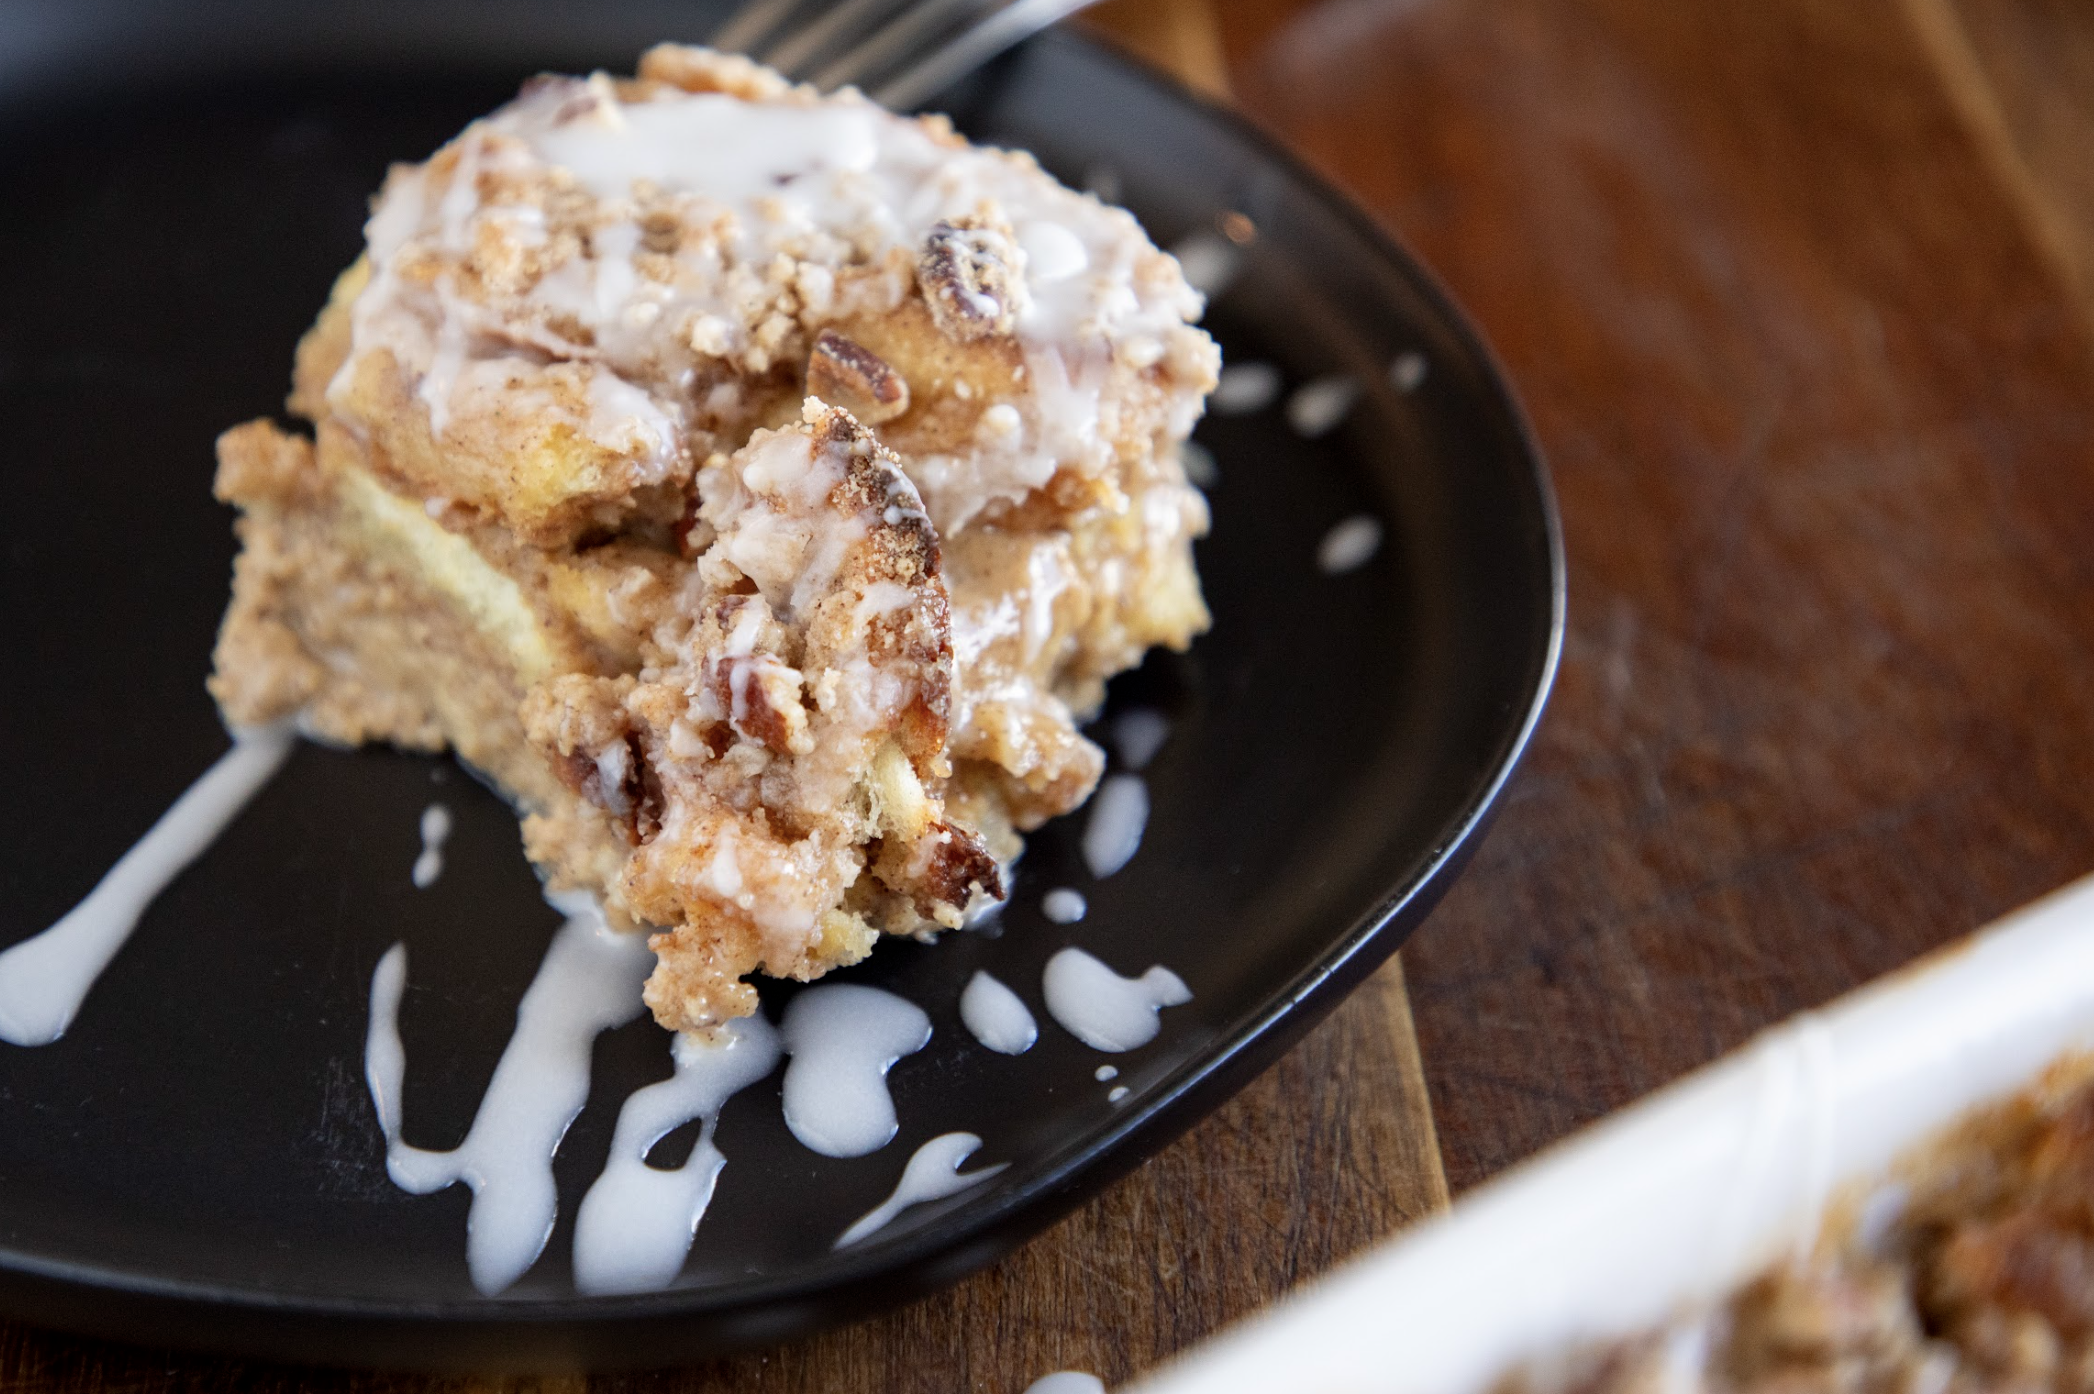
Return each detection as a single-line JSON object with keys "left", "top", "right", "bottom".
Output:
{"left": 1128, "top": 872, "right": 2094, "bottom": 1394}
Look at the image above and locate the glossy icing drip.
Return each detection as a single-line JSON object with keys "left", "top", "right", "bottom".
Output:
{"left": 834, "top": 1132, "right": 1006, "bottom": 1248}
{"left": 1211, "top": 361, "right": 1280, "bottom": 414}
{"left": 364, "top": 892, "right": 652, "bottom": 1295}
{"left": 959, "top": 970, "right": 1036, "bottom": 1055}
{"left": 1286, "top": 375, "right": 1359, "bottom": 438}
{"left": 779, "top": 983, "right": 931, "bottom": 1156}
{"left": 1109, "top": 709, "right": 1170, "bottom": 772}
{"left": 0, "top": 724, "right": 295, "bottom": 1047}
{"left": 1081, "top": 774, "right": 1148, "bottom": 879}
{"left": 412, "top": 802, "right": 453, "bottom": 889}
{"left": 1042, "top": 947, "right": 1191, "bottom": 1053}
{"left": 1042, "top": 887, "right": 1088, "bottom": 924}
{"left": 1317, "top": 515, "right": 1383, "bottom": 575}
{"left": 572, "top": 1014, "right": 783, "bottom": 1294}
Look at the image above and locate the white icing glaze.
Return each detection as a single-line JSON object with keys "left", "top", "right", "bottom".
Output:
{"left": 1287, "top": 375, "right": 1359, "bottom": 438}
{"left": 1317, "top": 515, "right": 1383, "bottom": 575}
{"left": 1110, "top": 709, "right": 1171, "bottom": 772}
{"left": 1211, "top": 361, "right": 1281, "bottom": 414}
{"left": 1171, "top": 231, "right": 1241, "bottom": 297}
{"left": 1178, "top": 438, "right": 1218, "bottom": 489}
{"left": 779, "top": 983, "right": 931, "bottom": 1156}
{"left": 959, "top": 971, "right": 1036, "bottom": 1055}
{"left": 1081, "top": 774, "right": 1148, "bottom": 880}
{"left": 365, "top": 892, "right": 652, "bottom": 1295}
{"left": 1094, "top": 1064, "right": 1118, "bottom": 1082}
{"left": 1042, "top": 947, "right": 1191, "bottom": 1053}
{"left": 342, "top": 67, "right": 1209, "bottom": 535}
{"left": 412, "top": 801, "right": 453, "bottom": 889}
{"left": 1390, "top": 349, "right": 1430, "bottom": 392}
{"left": 572, "top": 1014, "right": 782, "bottom": 1294}
{"left": 1020, "top": 220, "right": 1089, "bottom": 283}
{"left": 0, "top": 724, "right": 296, "bottom": 1048}
{"left": 530, "top": 96, "right": 880, "bottom": 205}
{"left": 834, "top": 1132, "right": 1007, "bottom": 1249}
{"left": 1042, "top": 887, "right": 1088, "bottom": 924}
{"left": 1026, "top": 1373, "right": 1107, "bottom": 1394}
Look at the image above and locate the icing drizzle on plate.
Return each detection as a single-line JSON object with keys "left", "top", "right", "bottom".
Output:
{"left": 834, "top": 1132, "right": 1007, "bottom": 1249}
{"left": 573, "top": 1014, "right": 783, "bottom": 1294}
{"left": 0, "top": 724, "right": 295, "bottom": 1047}
{"left": 365, "top": 892, "right": 652, "bottom": 1295}
{"left": 2, "top": 726, "right": 1198, "bottom": 1295}
{"left": 781, "top": 984, "right": 932, "bottom": 1157}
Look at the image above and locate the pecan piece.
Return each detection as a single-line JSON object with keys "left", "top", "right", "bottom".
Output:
{"left": 917, "top": 217, "right": 1027, "bottom": 341}
{"left": 807, "top": 329, "right": 911, "bottom": 424}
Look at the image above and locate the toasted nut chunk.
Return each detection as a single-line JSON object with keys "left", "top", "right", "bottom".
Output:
{"left": 918, "top": 217, "right": 1027, "bottom": 340}
{"left": 807, "top": 329, "right": 911, "bottom": 424}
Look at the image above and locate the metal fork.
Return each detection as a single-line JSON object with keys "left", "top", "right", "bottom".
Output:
{"left": 712, "top": 0, "right": 1105, "bottom": 110}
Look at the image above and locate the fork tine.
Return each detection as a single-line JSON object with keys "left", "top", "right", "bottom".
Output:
{"left": 813, "top": 0, "right": 995, "bottom": 93}
{"left": 767, "top": 0, "right": 915, "bottom": 80}
{"left": 710, "top": 0, "right": 810, "bottom": 60}
{"left": 871, "top": 0, "right": 1103, "bottom": 109}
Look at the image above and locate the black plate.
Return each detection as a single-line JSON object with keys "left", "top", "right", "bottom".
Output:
{"left": 0, "top": 0, "right": 1561, "bottom": 1370}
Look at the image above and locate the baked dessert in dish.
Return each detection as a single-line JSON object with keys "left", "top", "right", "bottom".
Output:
{"left": 1496, "top": 1055, "right": 2094, "bottom": 1394}
{"left": 210, "top": 45, "right": 1219, "bottom": 1034}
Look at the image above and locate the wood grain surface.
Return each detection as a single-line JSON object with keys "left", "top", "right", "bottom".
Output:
{"left": 10, "top": 0, "right": 2094, "bottom": 1389}
{"left": 1209, "top": 0, "right": 2094, "bottom": 1190}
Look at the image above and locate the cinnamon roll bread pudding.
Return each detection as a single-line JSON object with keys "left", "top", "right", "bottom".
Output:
{"left": 209, "top": 45, "right": 1219, "bottom": 1035}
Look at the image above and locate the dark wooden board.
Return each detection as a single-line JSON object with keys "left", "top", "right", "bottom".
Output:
{"left": 1213, "top": 0, "right": 2094, "bottom": 1188}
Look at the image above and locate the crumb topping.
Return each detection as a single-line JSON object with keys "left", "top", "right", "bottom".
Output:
{"left": 522, "top": 402, "right": 1001, "bottom": 1031}
{"left": 330, "top": 46, "right": 1215, "bottom": 541}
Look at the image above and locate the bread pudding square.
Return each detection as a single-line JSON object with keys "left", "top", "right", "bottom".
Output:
{"left": 211, "top": 45, "right": 1219, "bottom": 1034}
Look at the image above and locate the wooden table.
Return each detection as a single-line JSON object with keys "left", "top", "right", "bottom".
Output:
{"left": 7, "top": 0, "right": 2094, "bottom": 1388}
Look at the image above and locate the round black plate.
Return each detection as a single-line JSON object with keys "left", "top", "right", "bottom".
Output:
{"left": 0, "top": 0, "right": 1561, "bottom": 1370}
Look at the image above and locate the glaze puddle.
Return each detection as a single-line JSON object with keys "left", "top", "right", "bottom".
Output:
{"left": 959, "top": 971, "right": 1036, "bottom": 1055}
{"left": 834, "top": 1132, "right": 1007, "bottom": 1249}
{"left": 1317, "top": 515, "right": 1383, "bottom": 574}
{"left": 0, "top": 723, "right": 296, "bottom": 1047}
{"left": 572, "top": 1015, "right": 782, "bottom": 1294}
{"left": 412, "top": 802, "right": 453, "bottom": 889}
{"left": 1109, "top": 709, "right": 1170, "bottom": 771}
{"left": 365, "top": 891, "right": 652, "bottom": 1295}
{"left": 1170, "top": 232, "right": 1240, "bottom": 298}
{"left": 1042, "top": 887, "right": 1088, "bottom": 924}
{"left": 1286, "top": 374, "right": 1359, "bottom": 438}
{"left": 1042, "top": 948, "right": 1191, "bottom": 1052}
{"left": 1081, "top": 774, "right": 1148, "bottom": 879}
{"left": 1179, "top": 438, "right": 1218, "bottom": 488}
{"left": 1210, "top": 361, "right": 1279, "bottom": 414}
{"left": 1390, "top": 349, "right": 1430, "bottom": 391}
{"left": 780, "top": 984, "right": 931, "bottom": 1157}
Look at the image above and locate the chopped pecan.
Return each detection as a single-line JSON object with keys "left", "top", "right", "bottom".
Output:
{"left": 914, "top": 820, "right": 1005, "bottom": 909}
{"left": 549, "top": 735, "right": 663, "bottom": 845}
{"left": 872, "top": 819, "right": 1003, "bottom": 922}
{"left": 720, "top": 653, "right": 810, "bottom": 756}
{"left": 917, "top": 217, "right": 1026, "bottom": 340}
{"left": 807, "top": 329, "right": 910, "bottom": 424}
